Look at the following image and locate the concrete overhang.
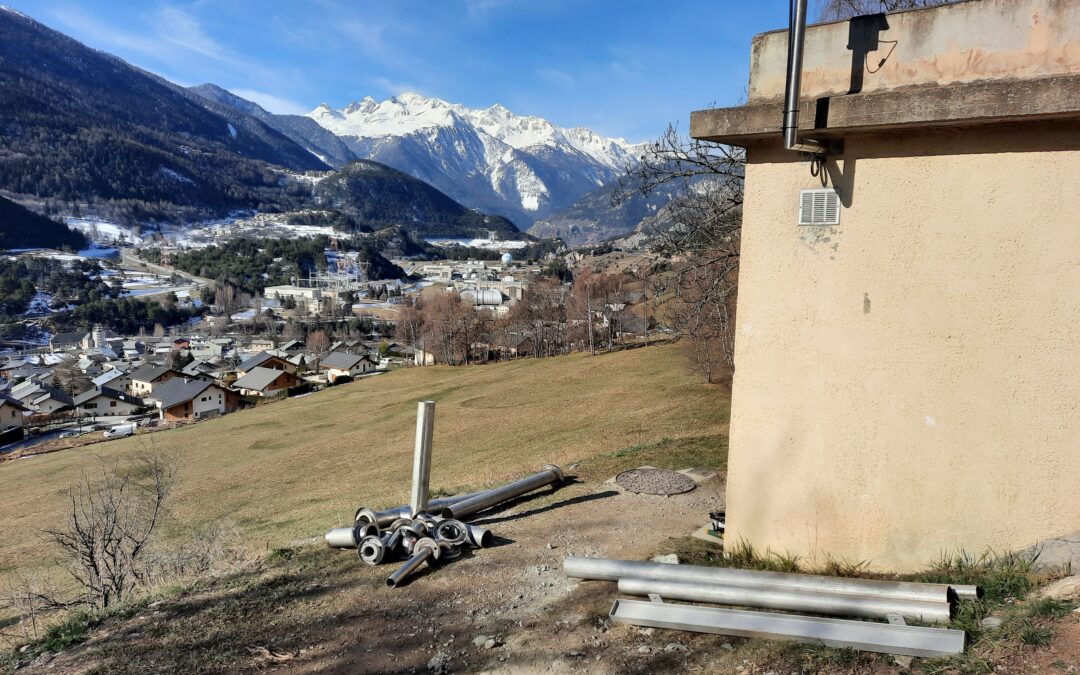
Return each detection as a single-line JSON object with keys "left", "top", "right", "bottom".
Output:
{"left": 691, "top": 73, "right": 1080, "bottom": 146}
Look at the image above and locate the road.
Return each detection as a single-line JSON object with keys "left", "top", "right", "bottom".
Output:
{"left": 118, "top": 249, "right": 214, "bottom": 289}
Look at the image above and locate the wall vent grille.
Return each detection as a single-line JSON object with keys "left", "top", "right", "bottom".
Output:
{"left": 798, "top": 189, "right": 841, "bottom": 226}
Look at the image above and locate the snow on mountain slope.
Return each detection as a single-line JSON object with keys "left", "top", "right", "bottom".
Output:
{"left": 307, "top": 93, "right": 643, "bottom": 227}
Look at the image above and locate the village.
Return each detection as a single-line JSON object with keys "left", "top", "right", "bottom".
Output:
{"left": 0, "top": 233, "right": 653, "bottom": 456}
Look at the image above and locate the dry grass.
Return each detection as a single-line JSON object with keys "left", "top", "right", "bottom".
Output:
{"left": 0, "top": 344, "right": 727, "bottom": 593}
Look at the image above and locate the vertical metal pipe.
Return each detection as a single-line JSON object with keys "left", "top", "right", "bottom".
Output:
{"left": 783, "top": 0, "right": 824, "bottom": 154}
{"left": 410, "top": 400, "right": 435, "bottom": 517}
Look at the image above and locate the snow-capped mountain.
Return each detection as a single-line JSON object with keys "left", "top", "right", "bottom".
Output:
{"left": 306, "top": 93, "right": 642, "bottom": 227}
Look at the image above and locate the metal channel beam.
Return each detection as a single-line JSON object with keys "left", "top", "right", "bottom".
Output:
{"left": 617, "top": 578, "right": 952, "bottom": 624}
{"left": 609, "top": 599, "right": 966, "bottom": 658}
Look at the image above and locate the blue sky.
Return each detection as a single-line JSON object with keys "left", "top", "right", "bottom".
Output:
{"left": 6, "top": 0, "right": 795, "bottom": 142}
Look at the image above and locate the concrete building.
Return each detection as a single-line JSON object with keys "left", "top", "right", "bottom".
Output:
{"left": 691, "top": 0, "right": 1080, "bottom": 570}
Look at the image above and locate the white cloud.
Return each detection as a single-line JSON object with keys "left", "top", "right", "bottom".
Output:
{"left": 230, "top": 89, "right": 309, "bottom": 115}
{"left": 373, "top": 77, "right": 426, "bottom": 97}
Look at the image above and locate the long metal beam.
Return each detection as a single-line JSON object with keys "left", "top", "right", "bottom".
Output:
{"left": 610, "top": 599, "right": 966, "bottom": 657}
{"left": 565, "top": 557, "right": 969, "bottom": 604}
{"left": 617, "top": 578, "right": 952, "bottom": 624}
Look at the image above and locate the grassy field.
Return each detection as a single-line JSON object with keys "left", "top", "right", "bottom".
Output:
{"left": 0, "top": 344, "right": 728, "bottom": 590}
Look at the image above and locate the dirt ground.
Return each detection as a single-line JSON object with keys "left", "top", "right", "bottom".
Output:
{"left": 14, "top": 470, "right": 1080, "bottom": 674}
{"left": 18, "top": 473, "right": 739, "bottom": 674}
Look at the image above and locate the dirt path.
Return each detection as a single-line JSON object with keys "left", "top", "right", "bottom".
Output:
{"left": 298, "top": 476, "right": 727, "bottom": 674}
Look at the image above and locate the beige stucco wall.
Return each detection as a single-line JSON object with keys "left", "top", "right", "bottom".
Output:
{"left": 749, "top": 0, "right": 1080, "bottom": 102}
{"left": 728, "top": 122, "right": 1080, "bottom": 570}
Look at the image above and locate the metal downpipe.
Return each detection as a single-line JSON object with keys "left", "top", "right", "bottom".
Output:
{"left": 440, "top": 465, "right": 565, "bottom": 520}
{"left": 783, "top": 0, "right": 824, "bottom": 154}
{"left": 564, "top": 557, "right": 970, "bottom": 605}
{"left": 617, "top": 578, "right": 953, "bottom": 625}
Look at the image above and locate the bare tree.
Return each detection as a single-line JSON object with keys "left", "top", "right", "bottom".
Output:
{"left": 307, "top": 329, "right": 331, "bottom": 355}
{"left": 43, "top": 451, "right": 178, "bottom": 610}
{"left": 615, "top": 124, "right": 744, "bottom": 380}
{"left": 817, "top": 0, "right": 958, "bottom": 20}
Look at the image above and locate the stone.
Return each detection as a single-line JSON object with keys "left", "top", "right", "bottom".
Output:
{"left": 426, "top": 650, "right": 451, "bottom": 673}
{"left": 721, "top": 643, "right": 735, "bottom": 652}
{"left": 472, "top": 635, "right": 489, "bottom": 648}
{"left": 665, "top": 643, "right": 688, "bottom": 652}
{"left": 894, "top": 655, "right": 913, "bottom": 668}
{"left": 547, "top": 543, "right": 556, "bottom": 549}
{"left": 1040, "top": 576, "right": 1080, "bottom": 601}
{"left": 637, "top": 645, "right": 652, "bottom": 654}
{"left": 651, "top": 554, "right": 680, "bottom": 565}
{"left": 483, "top": 638, "right": 497, "bottom": 650}
{"left": 980, "top": 616, "right": 1004, "bottom": 629}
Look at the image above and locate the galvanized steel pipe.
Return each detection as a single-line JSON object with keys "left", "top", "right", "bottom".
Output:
{"left": 564, "top": 557, "right": 955, "bottom": 604}
{"left": 386, "top": 538, "right": 438, "bottom": 588}
{"left": 355, "top": 489, "right": 493, "bottom": 527}
{"left": 325, "top": 526, "right": 359, "bottom": 549}
{"left": 440, "top": 465, "right": 565, "bottom": 520}
{"left": 617, "top": 578, "right": 953, "bottom": 625}
{"left": 410, "top": 401, "right": 435, "bottom": 517}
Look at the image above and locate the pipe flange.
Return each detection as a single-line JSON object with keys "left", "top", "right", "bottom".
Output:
{"left": 358, "top": 535, "right": 386, "bottom": 566}
{"left": 433, "top": 519, "right": 468, "bottom": 547}
{"left": 354, "top": 522, "right": 380, "bottom": 542}
{"left": 389, "top": 518, "right": 412, "bottom": 532}
{"left": 438, "top": 543, "right": 463, "bottom": 560}
{"left": 355, "top": 507, "right": 378, "bottom": 524}
{"left": 415, "top": 537, "right": 440, "bottom": 561}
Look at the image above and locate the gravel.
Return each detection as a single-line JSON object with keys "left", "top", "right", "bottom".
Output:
{"left": 616, "top": 468, "right": 697, "bottom": 495}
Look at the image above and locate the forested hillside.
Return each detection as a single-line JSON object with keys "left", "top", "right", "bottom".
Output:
{"left": 0, "top": 196, "right": 87, "bottom": 250}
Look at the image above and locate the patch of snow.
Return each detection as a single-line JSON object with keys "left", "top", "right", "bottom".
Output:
{"left": 425, "top": 238, "right": 529, "bottom": 250}
{"left": 158, "top": 166, "right": 196, "bottom": 185}
{"left": 227, "top": 123, "right": 238, "bottom": 139}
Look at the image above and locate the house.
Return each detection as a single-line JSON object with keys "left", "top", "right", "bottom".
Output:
{"left": 689, "top": 0, "right": 1080, "bottom": 570}
{"left": 49, "top": 331, "right": 84, "bottom": 353}
{"left": 278, "top": 339, "right": 305, "bottom": 353}
{"left": 250, "top": 338, "right": 276, "bottom": 352}
{"left": 320, "top": 352, "right": 378, "bottom": 384}
{"left": 128, "top": 364, "right": 181, "bottom": 396}
{"left": 235, "top": 351, "right": 296, "bottom": 377}
{"left": 413, "top": 339, "right": 436, "bottom": 367}
{"left": 92, "top": 368, "right": 132, "bottom": 392}
{"left": 0, "top": 394, "right": 28, "bottom": 444}
{"left": 73, "top": 387, "right": 144, "bottom": 417}
{"left": 27, "top": 387, "right": 74, "bottom": 415}
{"left": 146, "top": 378, "right": 236, "bottom": 421}
{"left": 232, "top": 367, "right": 300, "bottom": 398}
{"left": 181, "top": 359, "right": 217, "bottom": 379}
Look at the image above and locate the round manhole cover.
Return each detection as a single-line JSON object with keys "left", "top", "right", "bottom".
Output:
{"left": 615, "top": 468, "right": 697, "bottom": 495}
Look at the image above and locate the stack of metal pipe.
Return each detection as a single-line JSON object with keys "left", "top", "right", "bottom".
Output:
{"left": 325, "top": 401, "right": 564, "bottom": 587}
{"left": 564, "top": 556, "right": 982, "bottom": 657}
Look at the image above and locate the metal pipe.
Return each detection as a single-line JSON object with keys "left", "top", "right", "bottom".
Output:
{"left": 410, "top": 400, "right": 435, "bottom": 517}
{"left": 952, "top": 586, "right": 983, "bottom": 601}
{"left": 783, "top": 0, "right": 824, "bottom": 154}
{"left": 440, "top": 465, "right": 565, "bottom": 520}
{"left": 355, "top": 489, "right": 492, "bottom": 527}
{"left": 386, "top": 538, "right": 439, "bottom": 588}
{"left": 618, "top": 578, "right": 952, "bottom": 625}
{"left": 610, "top": 599, "right": 966, "bottom": 658}
{"left": 564, "top": 557, "right": 953, "bottom": 604}
{"left": 324, "top": 526, "right": 359, "bottom": 549}
{"left": 358, "top": 535, "right": 385, "bottom": 565}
